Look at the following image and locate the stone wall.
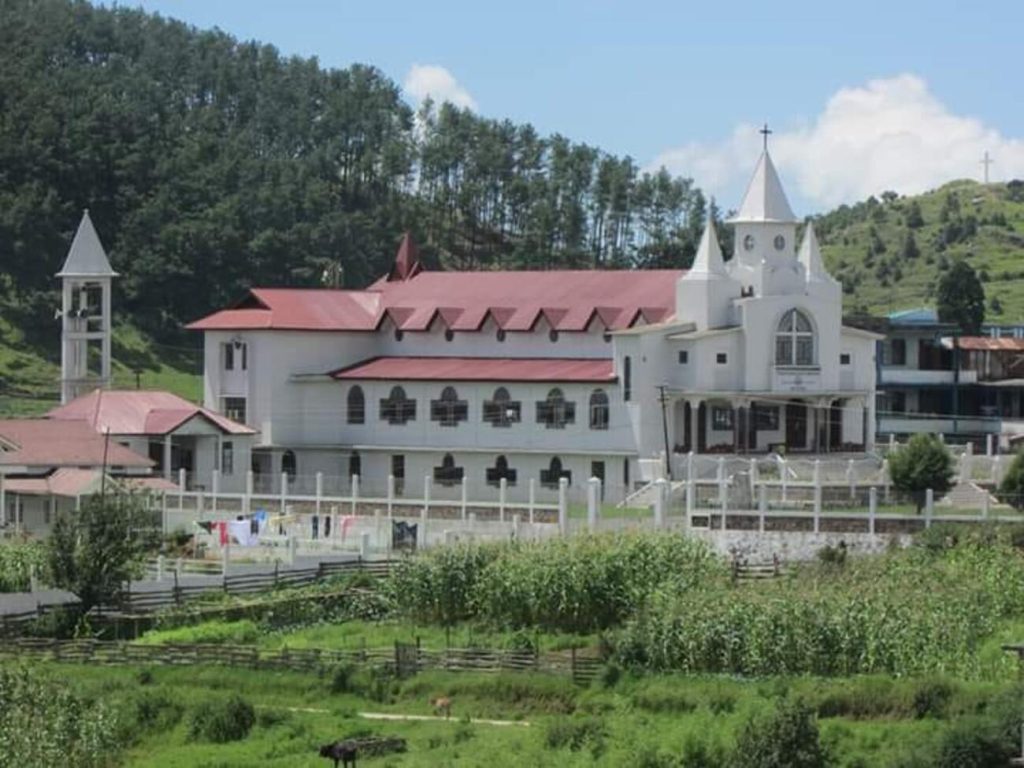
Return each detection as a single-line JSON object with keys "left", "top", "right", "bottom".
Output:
{"left": 690, "top": 529, "right": 912, "bottom": 563}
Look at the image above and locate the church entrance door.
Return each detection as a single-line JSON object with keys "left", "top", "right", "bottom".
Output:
{"left": 785, "top": 401, "right": 807, "bottom": 451}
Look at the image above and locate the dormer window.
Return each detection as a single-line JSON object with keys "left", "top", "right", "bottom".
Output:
{"left": 775, "top": 309, "right": 815, "bottom": 367}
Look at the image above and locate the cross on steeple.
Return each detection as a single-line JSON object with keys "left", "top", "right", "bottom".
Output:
{"left": 981, "top": 150, "right": 994, "bottom": 184}
{"left": 760, "top": 122, "right": 772, "bottom": 152}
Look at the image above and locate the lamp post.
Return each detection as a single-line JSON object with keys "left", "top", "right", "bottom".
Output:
{"left": 657, "top": 384, "right": 673, "bottom": 481}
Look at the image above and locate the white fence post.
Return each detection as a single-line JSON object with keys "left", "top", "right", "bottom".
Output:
{"left": 351, "top": 474, "right": 360, "bottom": 516}
{"left": 211, "top": 469, "right": 220, "bottom": 515}
{"left": 846, "top": 460, "right": 855, "bottom": 500}
{"left": 720, "top": 476, "right": 728, "bottom": 532}
{"left": 315, "top": 472, "right": 323, "bottom": 516}
{"left": 244, "top": 469, "right": 254, "bottom": 515}
{"left": 386, "top": 474, "right": 395, "bottom": 518}
{"left": 986, "top": 433, "right": 994, "bottom": 457}
{"left": 178, "top": 468, "right": 186, "bottom": 513}
{"left": 653, "top": 478, "right": 666, "bottom": 530}
{"left": 758, "top": 483, "right": 767, "bottom": 533}
{"left": 586, "top": 477, "right": 600, "bottom": 531}
{"left": 499, "top": 477, "right": 508, "bottom": 523}
{"left": 557, "top": 477, "right": 569, "bottom": 536}
{"left": 156, "top": 554, "right": 165, "bottom": 582}
{"left": 460, "top": 476, "right": 468, "bottom": 520}
{"left": 528, "top": 478, "right": 536, "bottom": 525}
{"left": 280, "top": 472, "right": 288, "bottom": 515}
{"left": 422, "top": 474, "right": 431, "bottom": 517}
{"left": 883, "top": 459, "right": 892, "bottom": 503}
{"left": 359, "top": 531, "right": 370, "bottom": 558}
{"left": 868, "top": 486, "right": 877, "bottom": 535}
{"left": 749, "top": 458, "right": 758, "bottom": 501}
{"left": 925, "top": 488, "right": 934, "bottom": 527}
{"left": 780, "top": 458, "right": 788, "bottom": 503}
{"left": 716, "top": 457, "right": 726, "bottom": 507}
{"left": 161, "top": 491, "right": 168, "bottom": 535}
{"left": 512, "top": 513, "right": 521, "bottom": 541}
{"left": 813, "top": 484, "right": 822, "bottom": 534}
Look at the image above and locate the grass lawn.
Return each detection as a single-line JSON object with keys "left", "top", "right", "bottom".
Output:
{"left": 34, "top": 661, "right": 1019, "bottom": 767}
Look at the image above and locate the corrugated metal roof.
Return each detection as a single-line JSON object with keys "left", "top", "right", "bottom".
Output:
{"left": 0, "top": 420, "right": 151, "bottom": 468}
{"left": 47, "top": 390, "right": 255, "bottom": 436}
{"left": 188, "top": 265, "right": 682, "bottom": 333}
{"left": 954, "top": 336, "right": 1024, "bottom": 351}
{"left": 331, "top": 356, "right": 616, "bottom": 383}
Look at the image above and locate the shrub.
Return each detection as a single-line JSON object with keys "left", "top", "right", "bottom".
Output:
{"left": 910, "top": 678, "right": 954, "bottom": 719}
{"left": 545, "top": 716, "right": 607, "bottom": 753}
{"left": 933, "top": 718, "right": 1011, "bottom": 768}
{"left": 187, "top": 695, "right": 255, "bottom": 743}
{"left": 887, "top": 434, "right": 954, "bottom": 512}
{"left": 132, "top": 690, "right": 184, "bottom": 732}
{"left": 0, "top": 541, "right": 46, "bottom": 592}
{"left": 816, "top": 543, "right": 847, "bottom": 568}
{"left": 998, "top": 450, "right": 1024, "bottom": 510}
{"left": 730, "top": 698, "right": 830, "bottom": 768}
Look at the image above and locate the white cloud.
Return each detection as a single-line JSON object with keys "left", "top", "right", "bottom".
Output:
{"left": 403, "top": 64, "right": 477, "bottom": 111}
{"left": 650, "top": 74, "right": 1024, "bottom": 210}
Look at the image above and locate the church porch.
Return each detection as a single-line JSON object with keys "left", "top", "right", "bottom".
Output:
{"left": 667, "top": 393, "right": 870, "bottom": 456}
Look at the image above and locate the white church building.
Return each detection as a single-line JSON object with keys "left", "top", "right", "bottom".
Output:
{"left": 190, "top": 151, "right": 879, "bottom": 502}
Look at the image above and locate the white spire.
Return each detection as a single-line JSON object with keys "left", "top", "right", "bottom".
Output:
{"left": 687, "top": 217, "right": 728, "bottom": 278}
{"left": 57, "top": 210, "right": 117, "bottom": 277}
{"left": 730, "top": 151, "right": 798, "bottom": 224}
{"left": 798, "top": 221, "right": 835, "bottom": 283}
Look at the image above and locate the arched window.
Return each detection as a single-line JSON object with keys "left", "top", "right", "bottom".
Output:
{"left": 589, "top": 389, "right": 609, "bottom": 430}
{"left": 433, "top": 452, "right": 464, "bottom": 486}
{"left": 483, "top": 386, "right": 521, "bottom": 427}
{"left": 281, "top": 450, "right": 297, "bottom": 481}
{"left": 430, "top": 385, "right": 468, "bottom": 427}
{"left": 536, "top": 388, "right": 576, "bottom": 429}
{"left": 347, "top": 386, "right": 365, "bottom": 424}
{"left": 775, "top": 309, "right": 816, "bottom": 367}
{"left": 348, "top": 450, "right": 361, "bottom": 480}
{"left": 540, "top": 456, "right": 572, "bottom": 489}
{"left": 380, "top": 386, "right": 416, "bottom": 424}
{"left": 486, "top": 454, "right": 518, "bottom": 487}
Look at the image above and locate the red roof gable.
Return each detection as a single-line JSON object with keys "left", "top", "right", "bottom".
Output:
{"left": 332, "top": 356, "right": 616, "bottom": 383}
{"left": 47, "top": 390, "right": 255, "bottom": 436}
{"left": 189, "top": 268, "right": 682, "bottom": 333}
{"left": 0, "top": 420, "right": 152, "bottom": 469}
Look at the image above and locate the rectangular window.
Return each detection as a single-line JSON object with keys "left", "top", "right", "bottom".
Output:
{"left": 840, "top": 353, "right": 851, "bottom": 365}
{"left": 222, "top": 397, "right": 246, "bottom": 424}
{"left": 890, "top": 391, "right": 907, "bottom": 414}
{"left": 223, "top": 343, "right": 234, "bottom": 371}
{"left": 678, "top": 350, "right": 688, "bottom": 364}
{"left": 623, "top": 356, "right": 632, "bottom": 401}
{"left": 711, "top": 406, "right": 734, "bottom": 430}
{"left": 221, "top": 441, "right": 234, "bottom": 475}
{"left": 796, "top": 337, "right": 814, "bottom": 366}
{"left": 716, "top": 353, "right": 728, "bottom": 365}
{"left": 890, "top": 338, "right": 906, "bottom": 366}
{"left": 536, "top": 397, "right": 576, "bottom": 429}
{"left": 753, "top": 405, "right": 779, "bottom": 430}
{"left": 483, "top": 400, "right": 521, "bottom": 427}
{"left": 391, "top": 455, "right": 405, "bottom": 495}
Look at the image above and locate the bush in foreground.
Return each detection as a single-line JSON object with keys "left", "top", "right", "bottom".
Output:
{"left": 731, "top": 698, "right": 830, "bottom": 768}
{"left": 187, "top": 695, "right": 255, "bottom": 743}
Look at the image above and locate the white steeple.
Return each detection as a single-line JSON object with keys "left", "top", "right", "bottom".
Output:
{"left": 797, "top": 221, "right": 836, "bottom": 284}
{"left": 57, "top": 210, "right": 117, "bottom": 278}
{"left": 687, "top": 217, "right": 728, "bottom": 278}
{"left": 59, "top": 210, "right": 116, "bottom": 404}
{"left": 730, "top": 151, "right": 798, "bottom": 224}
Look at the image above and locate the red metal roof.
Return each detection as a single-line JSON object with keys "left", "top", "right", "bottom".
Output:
{"left": 954, "top": 336, "right": 1024, "bottom": 351}
{"left": 188, "top": 268, "right": 681, "bottom": 333}
{"left": 0, "top": 420, "right": 152, "bottom": 469}
{"left": 47, "top": 390, "right": 255, "bottom": 436}
{"left": 332, "top": 356, "right": 616, "bottom": 383}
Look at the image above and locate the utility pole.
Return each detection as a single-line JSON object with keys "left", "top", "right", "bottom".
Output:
{"left": 657, "top": 384, "right": 673, "bottom": 481}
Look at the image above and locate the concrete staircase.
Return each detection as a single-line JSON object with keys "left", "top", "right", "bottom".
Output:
{"left": 937, "top": 481, "right": 1004, "bottom": 509}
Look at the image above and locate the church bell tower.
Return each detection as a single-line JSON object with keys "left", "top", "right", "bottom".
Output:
{"left": 58, "top": 210, "right": 117, "bottom": 404}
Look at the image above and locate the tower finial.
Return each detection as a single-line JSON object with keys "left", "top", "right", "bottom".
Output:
{"left": 760, "top": 122, "right": 772, "bottom": 152}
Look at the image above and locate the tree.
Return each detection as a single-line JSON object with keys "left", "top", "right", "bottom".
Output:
{"left": 997, "top": 450, "right": 1024, "bottom": 509}
{"left": 887, "top": 434, "right": 955, "bottom": 513}
{"left": 730, "top": 698, "right": 831, "bottom": 768}
{"left": 902, "top": 231, "right": 920, "bottom": 260}
{"left": 936, "top": 260, "right": 985, "bottom": 334}
{"left": 905, "top": 200, "right": 925, "bottom": 228}
{"left": 47, "top": 493, "right": 156, "bottom": 611}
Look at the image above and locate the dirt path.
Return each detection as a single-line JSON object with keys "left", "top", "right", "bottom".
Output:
{"left": 359, "top": 712, "right": 530, "bottom": 727}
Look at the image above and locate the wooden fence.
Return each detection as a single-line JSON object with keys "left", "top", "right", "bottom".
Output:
{"left": 0, "top": 637, "right": 602, "bottom": 683}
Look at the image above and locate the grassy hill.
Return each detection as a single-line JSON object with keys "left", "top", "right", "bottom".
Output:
{"left": 0, "top": 320, "right": 201, "bottom": 417}
{"left": 815, "top": 179, "right": 1024, "bottom": 322}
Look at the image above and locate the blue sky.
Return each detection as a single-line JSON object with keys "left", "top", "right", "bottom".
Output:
{"left": 125, "top": 0, "right": 1024, "bottom": 213}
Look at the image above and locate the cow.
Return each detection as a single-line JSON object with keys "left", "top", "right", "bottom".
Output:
{"left": 319, "top": 740, "right": 358, "bottom": 768}
{"left": 430, "top": 696, "right": 452, "bottom": 719}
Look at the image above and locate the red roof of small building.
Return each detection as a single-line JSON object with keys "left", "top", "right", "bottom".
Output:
{"left": 188, "top": 240, "right": 682, "bottom": 334}
{"left": 331, "top": 356, "right": 616, "bottom": 383}
{"left": 47, "top": 390, "right": 255, "bottom": 436}
{"left": 954, "top": 336, "right": 1024, "bottom": 351}
{"left": 0, "top": 420, "right": 152, "bottom": 469}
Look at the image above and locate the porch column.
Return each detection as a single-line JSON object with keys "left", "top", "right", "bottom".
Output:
{"left": 163, "top": 435, "right": 172, "bottom": 481}
{"left": 688, "top": 399, "right": 701, "bottom": 454}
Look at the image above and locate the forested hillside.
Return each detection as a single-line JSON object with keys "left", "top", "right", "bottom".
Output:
{"left": 0, "top": 0, "right": 709, "bottom": 351}
{"left": 815, "top": 179, "right": 1024, "bottom": 322}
